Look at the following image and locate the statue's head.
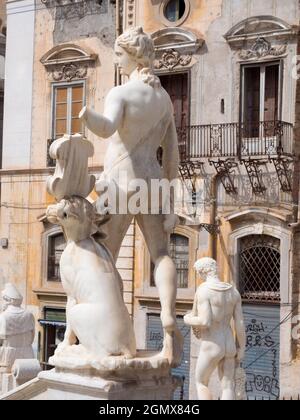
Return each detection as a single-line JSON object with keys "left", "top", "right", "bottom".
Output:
{"left": 194, "top": 258, "right": 218, "bottom": 281}
{"left": 1, "top": 283, "right": 23, "bottom": 310}
{"left": 46, "top": 196, "right": 110, "bottom": 243}
{"left": 115, "top": 26, "right": 155, "bottom": 76}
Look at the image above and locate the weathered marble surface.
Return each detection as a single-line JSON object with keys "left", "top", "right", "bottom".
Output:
{"left": 0, "top": 283, "right": 40, "bottom": 394}
{"left": 80, "top": 26, "right": 183, "bottom": 366}
{"left": 0, "top": 352, "right": 181, "bottom": 400}
{"left": 184, "top": 258, "right": 246, "bottom": 401}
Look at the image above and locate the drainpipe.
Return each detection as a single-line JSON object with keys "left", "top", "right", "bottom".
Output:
{"left": 115, "top": 0, "right": 122, "bottom": 87}
{"left": 208, "top": 174, "right": 218, "bottom": 259}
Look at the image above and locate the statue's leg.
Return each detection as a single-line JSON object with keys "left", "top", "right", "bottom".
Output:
{"left": 218, "top": 357, "right": 236, "bottom": 401}
{"left": 195, "top": 350, "right": 219, "bottom": 401}
{"left": 102, "top": 214, "right": 134, "bottom": 261}
{"left": 136, "top": 214, "right": 183, "bottom": 366}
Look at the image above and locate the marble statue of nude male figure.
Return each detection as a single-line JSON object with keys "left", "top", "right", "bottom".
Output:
{"left": 79, "top": 27, "right": 183, "bottom": 365}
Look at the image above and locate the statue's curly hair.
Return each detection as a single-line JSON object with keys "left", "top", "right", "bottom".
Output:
{"left": 116, "top": 27, "right": 160, "bottom": 88}
{"left": 116, "top": 26, "right": 155, "bottom": 68}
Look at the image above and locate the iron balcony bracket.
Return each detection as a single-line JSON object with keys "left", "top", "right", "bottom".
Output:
{"left": 179, "top": 161, "right": 204, "bottom": 204}
{"left": 269, "top": 156, "right": 293, "bottom": 193}
{"left": 209, "top": 159, "right": 238, "bottom": 195}
{"left": 241, "top": 158, "right": 267, "bottom": 195}
{"left": 200, "top": 223, "right": 220, "bottom": 236}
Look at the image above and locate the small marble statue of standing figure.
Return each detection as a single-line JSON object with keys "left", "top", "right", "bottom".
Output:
{"left": 184, "top": 258, "right": 246, "bottom": 400}
{"left": 79, "top": 27, "right": 183, "bottom": 365}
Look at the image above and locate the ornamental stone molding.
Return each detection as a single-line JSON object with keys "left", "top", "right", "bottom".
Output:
{"left": 224, "top": 15, "right": 298, "bottom": 53}
{"left": 154, "top": 49, "right": 192, "bottom": 71}
{"left": 152, "top": 27, "right": 204, "bottom": 54}
{"left": 41, "top": 44, "right": 97, "bottom": 82}
{"left": 52, "top": 63, "right": 88, "bottom": 82}
{"left": 239, "top": 37, "right": 287, "bottom": 60}
{"left": 124, "top": 0, "right": 136, "bottom": 28}
{"left": 41, "top": 0, "right": 108, "bottom": 20}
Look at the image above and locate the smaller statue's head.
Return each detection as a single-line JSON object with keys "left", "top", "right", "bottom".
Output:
{"left": 194, "top": 258, "right": 218, "bottom": 281}
{"left": 115, "top": 26, "right": 155, "bottom": 76}
{"left": 46, "top": 196, "right": 109, "bottom": 243}
{"left": 1, "top": 283, "right": 23, "bottom": 311}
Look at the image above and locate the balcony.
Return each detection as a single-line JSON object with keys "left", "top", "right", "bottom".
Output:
{"left": 178, "top": 121, "right": 294, "bottom": 195}
{"left": 178, "top": 120, "right": 294, "bottom": 162}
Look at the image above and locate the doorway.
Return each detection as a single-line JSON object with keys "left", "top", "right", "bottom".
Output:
{"left": 159, "top": 72, "right": 189, "bottom": 160}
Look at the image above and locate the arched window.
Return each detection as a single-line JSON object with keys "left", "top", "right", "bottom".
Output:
{"left": 47, "top": 233, "right": 66, "bottom": 282}
{"left": 151, "top": 233, "right": 189, "bottom": 289}
{"left": 239, "top": 235, "right": 280, "bottom": 303}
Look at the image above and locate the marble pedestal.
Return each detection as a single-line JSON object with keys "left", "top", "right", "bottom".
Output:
{"left": 0, "top": 352, "right": 181, "bottom": 400}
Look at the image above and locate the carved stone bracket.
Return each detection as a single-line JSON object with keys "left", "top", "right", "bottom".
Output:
{"left": 239, "top": 37, "right": 287, "bottom": 60}
{"left": 209, "top": 159, "right": 238, "bottom": 195}
{"left": 154, "top": 49, "right": 192, "bottom": 71}
{"left": 241, "top": 159, "right": 267, "bottom": 195}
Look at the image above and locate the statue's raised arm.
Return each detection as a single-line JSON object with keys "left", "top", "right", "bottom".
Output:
{"left": 79, "top": 87, "right": 125, "bottom": 139}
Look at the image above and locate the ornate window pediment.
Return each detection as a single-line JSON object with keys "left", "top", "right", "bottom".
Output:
{"left": 152, "top": 28, "right": 203, "bottom": 72}
{"left": 41, "top": 44, "right": 97, "bottom": 82}
{"left": 224, "top": 16, "right": 297, "bottom": 61}
{"left": 152, "top": 27, "right": 203, "bottom": 52}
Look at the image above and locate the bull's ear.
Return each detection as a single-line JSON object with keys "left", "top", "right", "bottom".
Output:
{"left": 94, "top": 214, "right": 111, "bottom": 226}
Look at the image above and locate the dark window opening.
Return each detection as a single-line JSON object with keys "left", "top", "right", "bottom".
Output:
{"left": 239, "top": 235, "right": 280, "bottom": 303}
{"left": 164, "top": 0, "right": 186, "bottom": 22}
{"left": 47, "top": 233, "right": 66, "bottom": 282}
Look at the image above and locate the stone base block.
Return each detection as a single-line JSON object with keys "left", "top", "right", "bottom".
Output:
{"left": 0, "top": 352, "right": 181, "bottom": 400}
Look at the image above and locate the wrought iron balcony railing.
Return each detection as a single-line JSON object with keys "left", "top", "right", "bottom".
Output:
{"left": 178, "top": 120, "right": 294, "bottom": 162}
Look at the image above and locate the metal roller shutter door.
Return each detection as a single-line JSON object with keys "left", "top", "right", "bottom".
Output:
{"left": 242, "top": 304, "right": 280, "bottom": 400}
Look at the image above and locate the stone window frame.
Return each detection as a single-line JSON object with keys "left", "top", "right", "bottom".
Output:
{"left": 41, "top": 225, "right": 66, "bottom": 291}
{"left": 50, "top": 80, "right": 86, "bottom": 142}
{"left": 227, "top": 212, "right": 293, "bottom": 366}
{"left": 135, "top": 224, "right": 198, "bottom": 301}
{"left": 41, "top": 44, "right": 96, "bottom": 165}
{"left": 224, "top": 15, "right": 297, "bottom": 125}
{"left": 159, "top": 0, "right": 191, "bottom": 28}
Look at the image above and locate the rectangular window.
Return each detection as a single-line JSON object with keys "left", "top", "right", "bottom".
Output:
{"left": 47, "top": 233, "right": 66, "bottom": 282}
{"left": 52, "top": 83, "right": 84, "bottom": 139}
{"left": 242, "top": 62, "right": 281, "bottom": 138}
{"left": 48, "top": 83, "right": 85, "bottom": 166}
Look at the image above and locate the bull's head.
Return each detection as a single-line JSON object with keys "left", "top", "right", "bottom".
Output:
{"left": 46, "top": 196, "right": 110, "bottom": 243}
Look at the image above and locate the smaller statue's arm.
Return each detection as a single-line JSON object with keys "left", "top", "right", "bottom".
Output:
{"left": 234, "top": 294, "right": 246, "bottom": 361}
{"left": 79, "top": 87, "right": 125, "bottom": 139}
{"left": 184, "top": 299, "right": 212, "bottom": 329}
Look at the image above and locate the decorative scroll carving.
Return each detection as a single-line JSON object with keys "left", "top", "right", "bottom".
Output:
{"left": 47, "top": 134, "right": 95, "bottom": 201}
{"left": 154, "top": 49, "right": 192, "bottom": 70}
{"left": 239, "top": 37, "right": 287, "bottom": 60}
{"left": 52, "top": 63, "right": 88, "bottom": 82}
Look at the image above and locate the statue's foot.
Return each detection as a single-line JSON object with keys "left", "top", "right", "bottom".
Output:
{"left": 160, "top": 327, "right": 184, "bottom": 368}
